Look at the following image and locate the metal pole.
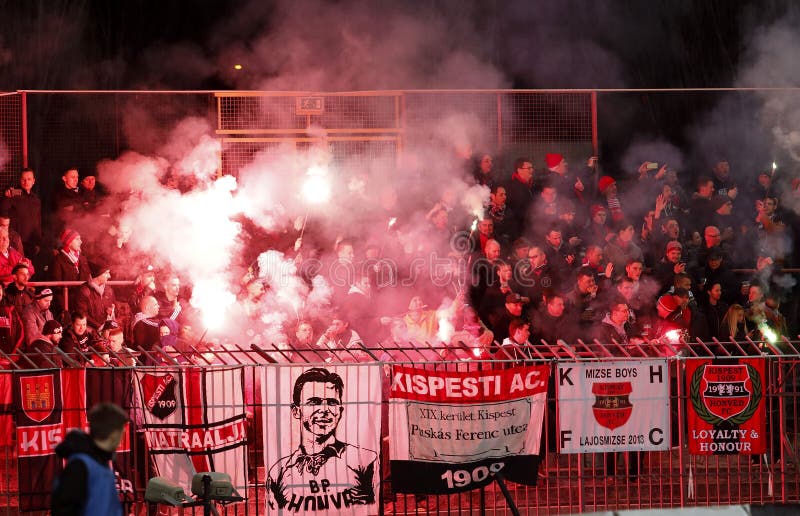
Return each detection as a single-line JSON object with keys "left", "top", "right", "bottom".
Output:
{"left": 493, "top": 471, "right": 521, "bottom": 516}
{"left": 21, "top": 91, "right": 28, "bottom": 168}
{"left": 676, "top": 357, "right": 685, "bottom": 507}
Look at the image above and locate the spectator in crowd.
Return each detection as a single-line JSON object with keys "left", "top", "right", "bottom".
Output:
{"left": 531, "top": 292, "right": 572, "bottom": 344}
{"left": 565, "top": 268, "right": 602, "bottom": 329}
{"left": 653, "top": 240, "right": 686, "bottom": 294}
{"left": 595, "top": 297, "right": 638, "bottom": 349}
{"left": 484, "top": 292, "right": 528, "bottom": 348}
{"left": 104, "top": 326, "right": 137, "bottom": 367}
{"left": 0, "top": 214, "right": 25, "bottom": 255}
{"left": 478, "top": 260, "right": 519, "bottom": 320}
{"left": 2, "top": 168, "right": 42, "bottom": 261}
{"left": 132, "top": 295, "right": 161, "bottom": 357}
{"left": 497, "top": 318, "right": 532, "bottom": 361}
{"left": 598, "top": 176, "right": 624, "bottom": 222}
{"left": 469, "top": 238, "right": 502, "bottom": 307}
{"left": 543, "top": 153, "right": 584, "bottom": 203}
{"left": 604, "top": 220, "right": 644, "bottom": 275}
{"left": 51, "top": 228, "right": 91, "bottom": 316}
{"left": 128, "top": 266, "right": 156, "bottom": 318}
{"left": 27, "top": 319, "right": 64, "bottom": 368}
{"left": 699, "top": 282, "right": 729, "bottom": 341}
{"left": 646, "top": 217, "right": 681, "bottom": 266}
{"left": 530, "top": 182, "right": 560, "bottom": 238}
{"left": 710, "top": 196, "right": 736, "bottom": 241}
{"left": 22, "top": 287, "right": 54, "bottom": 346}
{"left": 485, "top": 184, "right": 519, "bottom": 247}
{"left": 52, "top": 168, "right": 83, "bottom": 229}
{"left": 400, "top": 296, "right": 438, "bottom": 343}
{"left": 687, "top": 176, "right": 716, "bottom": 234}
{"left": 472, "top": 153, "right": 496, "bottom": 187}
{"left": 582, "top": 204, "right": 612, "bottom": 247}
{"left": 711, "top": 159, "right": 736, "bottom": 198}
{"left": 541, "top": 225, "right": 575, "bottom": 283}
{"left": 517, "top": 245, "right": 557, "bottom": 307}
{"left": 154, "top": 271, "right": 184, "bottom": 323}
{"left": 0, "top": 283, "right": 25, "bottom": 361}
{"left": 693, "top": 249, "right": 737, "bottom": 301}
{"left": 0, "top": 227, "right": 34, "bottom": 283}
{"left": 468, "top": 217, "right": 495, "bottom": 255}
{"left": 75, "top": 262, "right": 116, "bottom": 331}
{"left": 79, "top": 171, "right": 103, "bottom": 213}
{"left": 4, "top": 262, "right": 35, "bottom": 316}
{"left": 315, "top": 313, "right": 366, "bottom": 362}
{"left": 290, "top": 320, "right": 318, "bottom": 358}
{"left": 720, "top": 304, "right": 750, "bottom": 341}
{"left": 504, "top": 158, "right": 535, "bottom": 224}
{"left": 60, "top": 310, "right": 95, "bottom": 364}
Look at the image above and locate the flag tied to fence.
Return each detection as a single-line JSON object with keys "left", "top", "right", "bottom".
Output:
{"left": 389, "top": 365, "right": 549, "bottom": 494}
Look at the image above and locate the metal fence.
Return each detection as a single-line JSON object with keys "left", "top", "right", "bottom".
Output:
{"left": 1, "top": 339, "right": 799, "bottom": 515}
{"left": 0, "top": 90, "right": 596, "bottom": 196}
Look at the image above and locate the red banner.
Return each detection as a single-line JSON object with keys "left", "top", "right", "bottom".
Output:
{"left": 390, "top": 365, "right": 548, "bottom": 404}
{"left": 13, "top": 368, "right": 134, "bottom": 511}
{"left": 686, "top": 358, "right": 766, "bottom": 455}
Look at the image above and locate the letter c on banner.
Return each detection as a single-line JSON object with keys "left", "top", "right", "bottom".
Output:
{"left": 649, "top": 427, "right": 664, "bottom": 446}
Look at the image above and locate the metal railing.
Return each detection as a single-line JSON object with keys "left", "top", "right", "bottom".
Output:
{"left": 1, "top": 338, "right": 799, "bottom": 514}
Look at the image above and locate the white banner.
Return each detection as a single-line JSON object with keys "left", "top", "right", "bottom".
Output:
{"left": 388, "top": 365, "right": 549, "bottom": 494}
{"left": 262, "top": 365, "right": 381, "bottom": 515}
{"left": 557, "top": 360, "right": 670, "bottom": 453}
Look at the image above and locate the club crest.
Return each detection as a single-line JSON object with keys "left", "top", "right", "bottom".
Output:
{"left": 591, "top": 382, "right": 633, "bottom": 430}
{"left": 141, "top": 373, "right": 178, "bottom": 419}
{"left": 20, "top": 374, "right": 56, "bottom": 423}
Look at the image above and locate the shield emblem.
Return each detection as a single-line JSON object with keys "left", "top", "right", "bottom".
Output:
{"left": 21, "top": 374, "right": 56, "bottom": 423}
{"left": 592, "top": 382, "right": 633, "bottom": 430}
{"left": 141, "top": 373, "right": 178, "bottom": 420}
{"left": 701, "top": 365, "right": 750, "bottom": 421}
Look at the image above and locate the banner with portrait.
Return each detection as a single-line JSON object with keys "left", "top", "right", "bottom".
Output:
{"left": 686, "top": 358, "right": 766, "bottom": 455}
{"left": 557, "top": 360, "right": 670, "bottom": 453}
{"left": 262, "top": 364, "right": 382, "bottom": 515}
{"left": 389, "top": 365, "right": 549, "bottom": 494}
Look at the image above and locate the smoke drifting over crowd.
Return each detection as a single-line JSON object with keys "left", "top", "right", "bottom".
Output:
{"left": 2, "top": 1, "right": 800, "bottom": 347}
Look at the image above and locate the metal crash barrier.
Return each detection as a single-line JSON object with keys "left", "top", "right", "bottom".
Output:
{"left": 0, "top": 337, "right": 799, "bottom": 515}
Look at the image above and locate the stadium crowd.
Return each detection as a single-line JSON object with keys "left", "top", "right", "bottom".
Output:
{"left": 0, "top": 152, "right": 798, "bottom": 368}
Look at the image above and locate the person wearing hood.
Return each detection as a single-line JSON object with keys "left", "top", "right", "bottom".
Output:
{"left": 52, "top": 402, "right": 128, "bottom": 516}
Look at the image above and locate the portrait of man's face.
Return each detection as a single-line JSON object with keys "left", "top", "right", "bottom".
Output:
{"left": 292, "top": 381, "right": 343, "bottom": 439}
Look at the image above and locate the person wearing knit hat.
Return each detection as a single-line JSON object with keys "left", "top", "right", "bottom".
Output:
{"left": 51, "top": 228, "right": 92, "bottom": 317}
{"left": 545, "top": 153, "right": 565, "bottom": 170}
{"left": 598, "top": 176, "right": 616, "bottom": 195}
{"left": 543, "top": 152, "right": 585, "bottom": 202}
{"left": 598, "top": 176, "right": 624, "bottom": 222}
{"left": 581, "top": 204, "right": 611, "bottom": 247}
{"left": 27, "top": 319, "right": 64, "bottom": 368}
{"left": 75, "top": 261, "right": 116, "bottom": 331}
{"left": 652, "top": 239, "right": 686, "bottom": 295}
{"left": 60, "top": 228, "right": 80, "bottom": 251}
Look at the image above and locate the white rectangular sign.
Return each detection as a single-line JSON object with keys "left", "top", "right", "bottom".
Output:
{"left": 557, "top": 360, "right": 670, "bottom": 453}
{"left": 262, "top": 364, "right": 382, "bottom": 515}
